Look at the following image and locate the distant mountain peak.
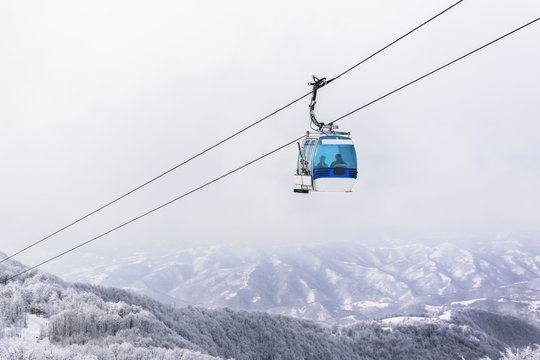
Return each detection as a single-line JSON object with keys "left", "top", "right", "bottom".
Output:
{"left": 47, "top": 239, "right": 540, "bottom": 325}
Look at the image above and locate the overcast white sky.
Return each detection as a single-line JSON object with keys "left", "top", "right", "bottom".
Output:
{"left": 1, "top": 1, "right": 539, "bottom": 273}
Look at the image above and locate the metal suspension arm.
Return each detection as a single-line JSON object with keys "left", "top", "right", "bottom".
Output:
{"left": 308, "top": 75, "right": 331, "bottom": 130}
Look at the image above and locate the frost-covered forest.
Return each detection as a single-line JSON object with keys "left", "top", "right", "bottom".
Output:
{"left": 488, "top": 346, "right": 540, "bottom": 360}
{"left": 1, "top": 256, "right": 539, "bottom": 359}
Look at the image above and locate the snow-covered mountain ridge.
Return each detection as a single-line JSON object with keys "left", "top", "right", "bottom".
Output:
{"left": 1, "top": 254, "right": 539, "bottom": 359}
{"left": 59, "top": 239, "right": 540, "bottom": 324}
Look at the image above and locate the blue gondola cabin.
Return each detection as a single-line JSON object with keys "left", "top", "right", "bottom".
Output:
{"left": 294, "top": 131, "right": 357, "bottom": 193}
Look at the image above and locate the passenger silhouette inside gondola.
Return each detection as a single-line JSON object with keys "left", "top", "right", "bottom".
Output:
{"left": 316, "top": 156, "right": 328, "bottom": 169}
{"left": 330, "top": 154, "right": 347, "bottom": 168}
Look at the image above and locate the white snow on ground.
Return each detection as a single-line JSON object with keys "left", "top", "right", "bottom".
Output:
{"left": 120, "top": 286, "right": 146, "bottom": 292}
{"left": 437, "top": 273, "right": 452, "bottom": 295}
{"left": 325, "top": 268, "right": 343, "bottom": 284}
{"left": 307, "top": 290, "right": 316, "bottom": 304}
{"left": 21, "top": 314, "right": 48, "bottom": 342}
{"left": 429, "top": 243, "right": 448, "bottom": 259}
{"left": 451, "top": 298, "right": 487, "bottom": 306}
{"left": 425, "top": 304, "right": 443, "bottom": 313}
{"left": 472, "top": 275, "right": 483, "bottom": 288}
{"left": 356, "top": 301, "right": 390, "bottom": 309}
{"left": 240, "top": 264, "right": 257, "bottom": 289}
{"left": 381, "top": 316, "right": 427, "bottom": 325}
{"left": 341, "top": 297, "right": 353, "bottom": 311}
{"left": 439, "top": 310, "right": 452, "bottom": 321}
{"left": 503, "top": 255, "right": 516, "bottom": 265}
{"left": 341, "top": 299, "right": 390, "bottom": 311}
{"left": 220, "top": 290, "right": 237, "bottom": 300}
{"left": 452, "top": 250, "right": 476, "bottom": 279}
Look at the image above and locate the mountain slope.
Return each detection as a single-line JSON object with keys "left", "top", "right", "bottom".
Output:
{"left": 2, "top": 253, "right": 539, "bottom": 359}
{"left": 58, "top": 239, "right": 540, "bottom": 324}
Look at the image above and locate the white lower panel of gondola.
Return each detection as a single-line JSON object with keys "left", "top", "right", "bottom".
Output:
{"left": 313, "top": 177, "right": 355, "bottom": 192}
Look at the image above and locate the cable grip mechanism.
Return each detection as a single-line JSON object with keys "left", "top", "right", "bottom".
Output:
{"left": 308, "top": 75, "right": 335, "bottom": 131}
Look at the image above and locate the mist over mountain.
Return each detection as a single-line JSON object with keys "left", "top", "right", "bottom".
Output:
{"left": 57, "top": 237, "right": 540, "bottom": 325}
{"left": 1, "top": 253, "right": 539, "bottom": 359}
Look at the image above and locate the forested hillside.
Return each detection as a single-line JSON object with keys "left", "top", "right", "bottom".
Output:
{"left": 1, "top": 253, "right": 539, "bottom": 359}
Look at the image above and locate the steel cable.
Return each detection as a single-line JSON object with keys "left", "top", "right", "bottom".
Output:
{"left": 3, "top": 16, "right": 538, "bottom": 283}
{"left": 0, "top": 0, "right": 464, "bottom": 266}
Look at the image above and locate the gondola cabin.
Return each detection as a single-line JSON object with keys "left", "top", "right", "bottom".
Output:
{"left": 294, "top": 131, "right": 357, "bottom": 193}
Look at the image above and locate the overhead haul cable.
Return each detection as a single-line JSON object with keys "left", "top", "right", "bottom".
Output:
{"left": 330, "top": 17, "right": 540, "bottom": 127}
{"left": 0, "top": 0, "right": 464, "bottom": 266}
{"left": 4, "top": 17, "right": 538, "bottom": 283}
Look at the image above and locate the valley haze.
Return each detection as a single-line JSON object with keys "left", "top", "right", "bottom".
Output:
{"left": 47, "top": 237, "right": 540, "bottom": 326}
